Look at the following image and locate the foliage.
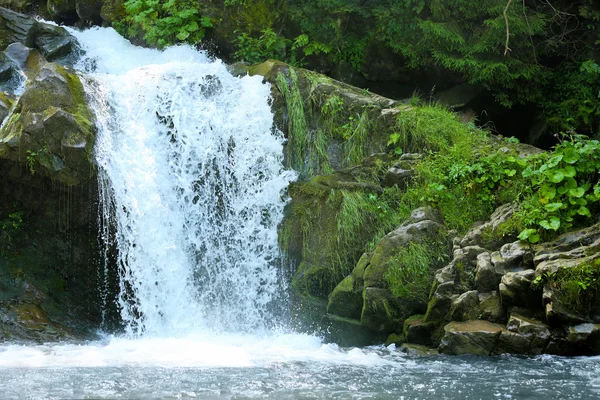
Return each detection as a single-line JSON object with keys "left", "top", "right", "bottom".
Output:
{"left": 385, "top": 241, "right": 450, "bottom": 303}
{"left": 532, "top": 260, "right": 600, "bottom": 318}
{"left": 387, "top": 106, "right": 599, "bottom": 238}
{"left": 26, "top": 150, "right": 36, "bottom": 175}
{"left": 0, "top": 211, "right": 23, "bottom": 243}
{"left": 517, "top": 133, "right": 600, "bottom": 242}
{"left": 122, "top": 0, "right": 213, "bottom": 47}
{"left": 235, "top": 28, "right": 290, "bottom": 64}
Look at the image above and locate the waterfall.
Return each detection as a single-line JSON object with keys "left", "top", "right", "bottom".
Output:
{"left": 70, "top": 27, "right": 296, "bottom": 337}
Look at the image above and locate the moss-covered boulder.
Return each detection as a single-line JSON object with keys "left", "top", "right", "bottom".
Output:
{"left": 236, "top": 60, "right": 403, "bottom": 180}
{"left": 0, "top": 61, "right": 95, "bottom": 185}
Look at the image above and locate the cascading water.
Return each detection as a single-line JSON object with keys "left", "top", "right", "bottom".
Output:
{"left": 72, "top": 27, "right": 296, "bottom": 336}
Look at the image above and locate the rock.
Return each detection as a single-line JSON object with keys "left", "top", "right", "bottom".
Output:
{"left": 435, "top": 83, "right": 483, "bottom": 110}
{"left": 493, "top": 330, "right": 532, "bottom": 355}
{"left": 0, "top": 7, "right": 36, "bottom": 49}
{"left": 385, "top": 332, "right": 405, "bottom": 346}
{"left": 383, "top": 166, "right": 413, "bottom": 189}
{"left": 100, "top": 0, "right": 126, "bottom": 24}
{"left": 0, "top": 301, "right": 77, "bottom": 342}
{"left": 0, "top": 53, "right": 14, "bottom": 82}
{"left": 0, "top": 62, "right": 96, "bottom": 185}
{"left": 478, "top": 291, "right": 505, "bottom": 323}
{"left": 449, "top": 290, "right": 481, "bottom": 321}
{"left": 360, "top": 287, "right": 406, "bottom": 332}
{"left": 4, "top": 42, "right": 46, "bottom": 78}
{"left": 403, "top": 315, "right": 435, "bottom": 346}
{"left": 34, "top": 22, "right": 77, "bottom": 63}
{"left": 438, "top": 320, "right": 504, "bottom": 356}
{"left": 47, "top": 0, "right": 78, "bottom": 24}
{"left": 327, "top": 275, "right": 362, "bottom": 319}
{"left": 460, "top": 204, "right": 518, "bottom": 250}
{"left": 398, "top": 343, "right": 439, "bottom": 356}
{"left": 565, "top": 323, "right": 600, "bottom": 354}
{"left": 76, "top": 0, "right": 103, "bottom": 22}
{"left": 506, "top": 312, "right": 550, "bottom": 354}
{"left": 0, "top": 91, "right": 14, "bottom": 123}
{"left": 474, "top": 252, "right": 498, "bottom": 292}
{"left": 534, "top": 223, "right": 600, "bottom": 277}
{"left": 490, "top": 240, "right": 534, "bottom": 273}
{"left": 499, "top": 270, "right": 540, "bottom": 309}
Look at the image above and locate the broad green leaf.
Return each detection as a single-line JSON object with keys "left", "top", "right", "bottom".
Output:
{"left": 568, "top": 187, "right": 585, "bottom": 198}
{"left": 544, "top": 202, "right": 563, "bottom": 212}
{"left": 577, "top": 206, "right": 592, "bottom": 217}
{"left": 563, "top": 147, "right": 579, "bottom": 164}
{"left": 549, "top": 170, "right": 564, "bottom": 183}
{"left": 563, "top": 165, "right": 576, "bottom": 177}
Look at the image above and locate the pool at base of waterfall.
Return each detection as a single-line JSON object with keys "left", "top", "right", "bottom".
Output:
{"left": 0, "top": 333, "right": 599, "bottom": 399}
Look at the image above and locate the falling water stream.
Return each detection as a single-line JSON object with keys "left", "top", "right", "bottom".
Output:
{"left": 0, "top": 27, "right": 599, "bottom": 399}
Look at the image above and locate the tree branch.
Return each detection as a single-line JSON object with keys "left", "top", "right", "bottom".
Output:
{"left": 504, "top": 0, "right": 514, "bottom": 55}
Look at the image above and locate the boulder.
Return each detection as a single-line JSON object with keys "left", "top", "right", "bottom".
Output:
{"left": 493, "top": 330, "right": 532, "bottom": 355}
{"left": 438, "top": 320, "right": 504, "bottom": 356}
{"left": 0, "top": 301, "right": 77, "bottom": 342}
{"left": 47, "top": 0, "right": 78, "bottom": 24}
{"left": 34, "top": 22, "right": 77, "bottom": 63}
{"left": 506, "top": 312, "right": 550, "bottom": 354}
{"left": 403, "top": 315, "right": 435, "bottom": 346}
{"left": 460, "top": 203, "right": 518, "bottom": 250}
{"left": 448, "top": 290, "right": 480, "bottom": 321}
{"left": 478, "top": 291, "right": 505, "bottom": 323}
{"left": 490, "top": 240, "right": 534, "bottom": 274}
{"left": 100, "top": 0, "right": 126, "bottom": 24}
{"left": 0, "top": 61, "right": 96, "bottom": 185}
{"left": 398, "top": 343, "right": 439, "bottom": 356}
{"left": 76, "top": 0, "right": 103, "bottom": 22}
{"left": 0, "top": 6, "right": 36, "bottom": 49}
{"left": 4, "top": 42, "right": 45, "bottom": 78}
{"left": 499, "top": 270, "right": 540, "bottom": 309}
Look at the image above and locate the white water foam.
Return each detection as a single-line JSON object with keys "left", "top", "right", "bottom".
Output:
{"left": 70, "top": 27, "right": 296, "bottom": 336}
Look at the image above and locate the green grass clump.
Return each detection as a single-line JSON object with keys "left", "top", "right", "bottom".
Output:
{"left": 384, "top": 241, "right": 450, "bottom": 303}
{"left": 533, "top": 259, "right": 600, "bottom": 318}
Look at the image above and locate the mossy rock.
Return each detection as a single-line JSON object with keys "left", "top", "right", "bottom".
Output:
{"left": 0, "top": 62, "right": 96, "bottom": 186}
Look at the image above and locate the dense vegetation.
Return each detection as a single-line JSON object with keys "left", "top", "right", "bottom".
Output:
{"left": 118, "top": 0, "right": 600, "bottom": 143}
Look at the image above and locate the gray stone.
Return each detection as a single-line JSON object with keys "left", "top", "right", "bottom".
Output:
{"left": 478, "top": 291, "right": 505, "bottom": 323}
{"left": 474, "top": 252, "right": 498, "bottom": 292}
{"left": 493, "top": 330, "right": 531, "bottom": 355}
{"left": 383, "top": 166, "right": 413, "bottom": 189}
{"left": 499, "top": 270, "right": 540, "bottom": 309}
{"left": 34, "top": 22, "right": 77, "bottom": 63}
{"left": 491, "top": 240, "right": 534, "bottom": 273}
{"left": 460, "top": 203, "right": 517, "bottom": 250}
{"left": 449, "top": 290, "right": 480, "bottom": 322}
{"left": 506, "top": 312, "right": 550, "bottom": 354}
{"left": 438, "top": 320, "right": 504, "bottom": 356}
{"left": 0, "top": 7, "right": 36, "bottom": 49}
{"left": 398, "top": 343, "right": 438, "bottom": 356}
{"left": 4, "top": 42, "right": 46, "bottom": 78}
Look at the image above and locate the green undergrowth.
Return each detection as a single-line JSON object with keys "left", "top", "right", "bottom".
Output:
{"left": 275, "top": 67, "right": 380, "bottom": 178}
{"left": 384, "top": 240, "right": 451, "bottom": 303}
{"left": 390, "top": 103, "right": 600, "bottom": 240}
{"left": 532, "top": 259, "right": 600, "bottom": 318}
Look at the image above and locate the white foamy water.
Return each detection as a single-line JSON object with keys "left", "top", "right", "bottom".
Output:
{"left": 70, "top": 27, "right": 296, "bottom": 336}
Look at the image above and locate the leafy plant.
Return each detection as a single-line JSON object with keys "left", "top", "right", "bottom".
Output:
{"left": 123, "top": 0, "right": 212, "bottom": 48}
{"left": 26, "top": 150, "right": 37, "bottom": 175}
{"left": 235, "top": 28, "right": 290, "bottom": 64}
{"left": 532, "top": 260, "right": 600, "bottom": 317}
{"left": 518, "top": 133, "right": 600, "bottom": 242}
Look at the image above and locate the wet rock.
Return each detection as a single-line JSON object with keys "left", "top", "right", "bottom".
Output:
{"left": 0, "top": 7, "right": 36, "bottom": 49}
{"left": 0, "top": 62, "right": 95, "bottom": 185}
{"left": 491, "top": 240, "right": 534, "bottom": 273}
{"left": 360, "top": 287, "right": 405, "bottom": 332}
{"left": 0, "top": 301, "right": 77, "bottom": 343}
{"left": 493, "top": 330, "right": 531, "bottom": 355}
{"left": 499, "top": 270, "right": 540, "bottom": 309}
{"left": 4, "top": 42, "right": 46, "bottom": 78}
{"left": 565, "top": 323, "right": 600, "bottom": 354}
{"left": 0, "top": 53, "right": 14, "bottom": 82}
{"left": 327, "top": 275, "right": 362, "bottom": 319}
{"left": 460, "top": 204, "right": 517, "bottom": 250}
{"left": 506, "top": 312, "right": 550, "bottom": 354}
{"left": 34, "top": 22, "right": 77, "bottom": 63}
{"left": 449, "top": 290, "right": 480, "bottom": 322}
{"left": 403, "top": 315, "right": 435, "bottom": 346}
{"left": 76, "top": 0, "right": 103, "bottom": 22}
{"left": 478, "top": 291, "right": 505, "bottom": 323}
{"left": 47, "top": 0, "right": 78, "bottom": 24}
{"left": 398, "top": 343, "right": 439, "bottom": 356}
{"left": 438, "top": 320, "right": 504, "bottom": 356}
